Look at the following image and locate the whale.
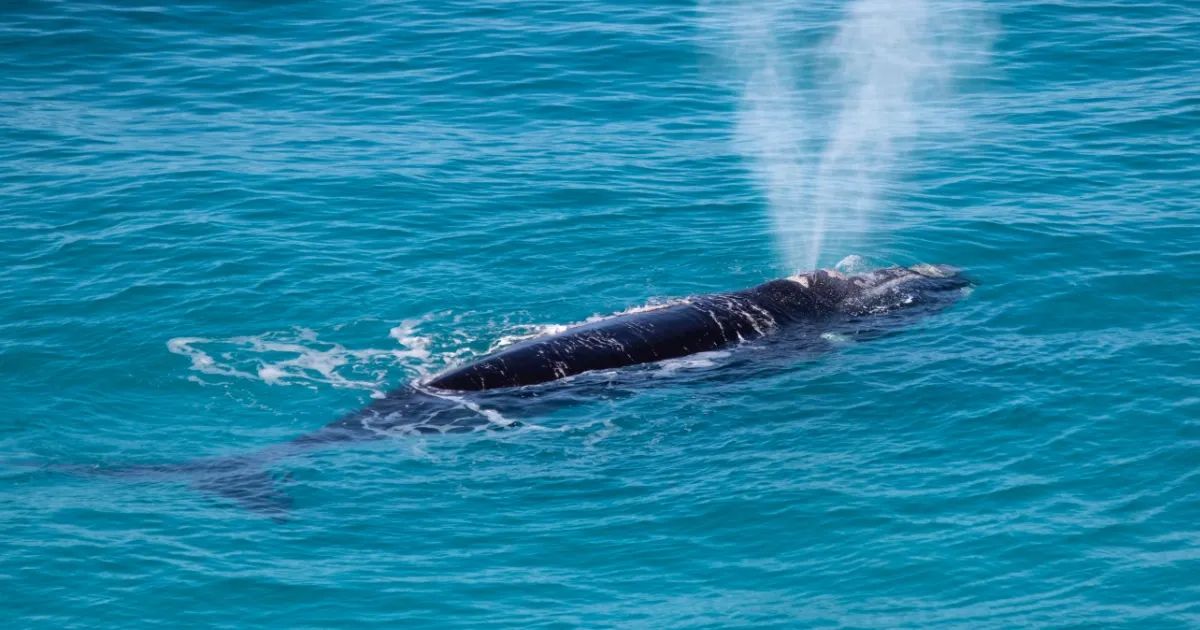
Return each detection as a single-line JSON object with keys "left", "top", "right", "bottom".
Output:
{"left": 426, "top": 264, "right": 969, "bottom": 391}
{"left": 23, "top": 264, "right": 972, "bottom": 519}
{"left": 294, "top": 264, "right": 971, "bottom": 445}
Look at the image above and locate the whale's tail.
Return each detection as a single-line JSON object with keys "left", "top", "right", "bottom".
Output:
{"left": 5, "top": 387, "right": 529, "bottom": 521}
{"left": 7, "top": 386, "right": 525, "bottom": 521}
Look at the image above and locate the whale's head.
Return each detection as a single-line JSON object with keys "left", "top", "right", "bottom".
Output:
{"left": 835, "top": 263, "right": 972, "bottom": 316}
{"left": 786, "top": 264, "right": 971, "bottom": 317}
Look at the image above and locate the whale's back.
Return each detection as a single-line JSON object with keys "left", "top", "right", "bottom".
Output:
{"left": 427, "top": 295, "right": 772, "bottom": 391}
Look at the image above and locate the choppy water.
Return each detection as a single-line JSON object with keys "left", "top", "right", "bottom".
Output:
{"left": 2, "top": 0, "right": 1199, "bottom": 627}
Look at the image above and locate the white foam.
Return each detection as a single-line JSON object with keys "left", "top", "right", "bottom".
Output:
{"left": 257, "top": 366, "right": 286, "bottom": 384}
{"left": 167, "top": 323, "right": 444, "bottom": 396}
{"left": 166, "top": 336, "right": 257, "bottom": 379}
{"left": 655, "top": 351, "right": 732, "bottom": 376}
{"left": 821, "top": 332, "right": 853, "bottom": 344}
{"left": 167, "top": 295, "right": 709, "bottom": 403}
{"left": 388, "top": 318, "right": 433, "bottom": 363}
{"left": 480, "top": 299, "right": 687, "bottom": 354}
{"left": 418, "top": 386, "right": 517, "bottom": 429}
{"left": 488, "top": 324, "right": 572, "bottom": 352}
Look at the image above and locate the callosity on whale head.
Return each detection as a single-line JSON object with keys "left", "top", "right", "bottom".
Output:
{"left": 834, "top": 263, "right": 972, "bottom": 316}
{"left": 909, "top": 263, "right": 963, "bottom": 279}
{"left": 784, "top": 263, "right": 971, "bottom": 317}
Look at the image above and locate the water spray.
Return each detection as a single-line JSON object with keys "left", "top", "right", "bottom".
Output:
{"left": 703, "top": 0, "right": 991, "bottom": 272}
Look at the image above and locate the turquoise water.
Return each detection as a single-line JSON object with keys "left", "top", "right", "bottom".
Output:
{"left": 3, "top": 0, "right": 1199, "bottom": 626}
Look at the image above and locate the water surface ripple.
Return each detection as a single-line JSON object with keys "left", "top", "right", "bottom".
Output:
{"left": 2, "top": 0, "right": 1198, "bottom": 627}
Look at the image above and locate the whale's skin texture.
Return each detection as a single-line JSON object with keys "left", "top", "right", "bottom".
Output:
{"left": 425, "top": 266, "right": 968, "bottom": 392}
{"left": 426, "top": 279, "right": 806, "bottom": 391}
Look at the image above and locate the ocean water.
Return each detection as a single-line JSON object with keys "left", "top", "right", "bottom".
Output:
{"left": 2, "top": 0, "right": 1198, "bottom": 627}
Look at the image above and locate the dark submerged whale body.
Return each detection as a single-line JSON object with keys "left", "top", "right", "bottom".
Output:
{"left": 305, "top": 264, "right": 971, "bottom": 443}
{"left": 426, "top": 264, "right": 968, "bottom": 392}
{"left": 47, "top": 265, "right": 972, "bottom": 519}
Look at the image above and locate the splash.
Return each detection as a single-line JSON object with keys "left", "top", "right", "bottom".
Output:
{"left": 164, "top": 300, "right": 692, "bottom": 398}
{"left": 703, "top": 0, "right": 991, "bottom": 271}
{"left": 167, "top": 326, "right": 437, "bottom": 398}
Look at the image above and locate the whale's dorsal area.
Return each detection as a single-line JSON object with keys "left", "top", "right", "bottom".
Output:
{"left": 425, "top": 265, "right": 970, "bottom": 392}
